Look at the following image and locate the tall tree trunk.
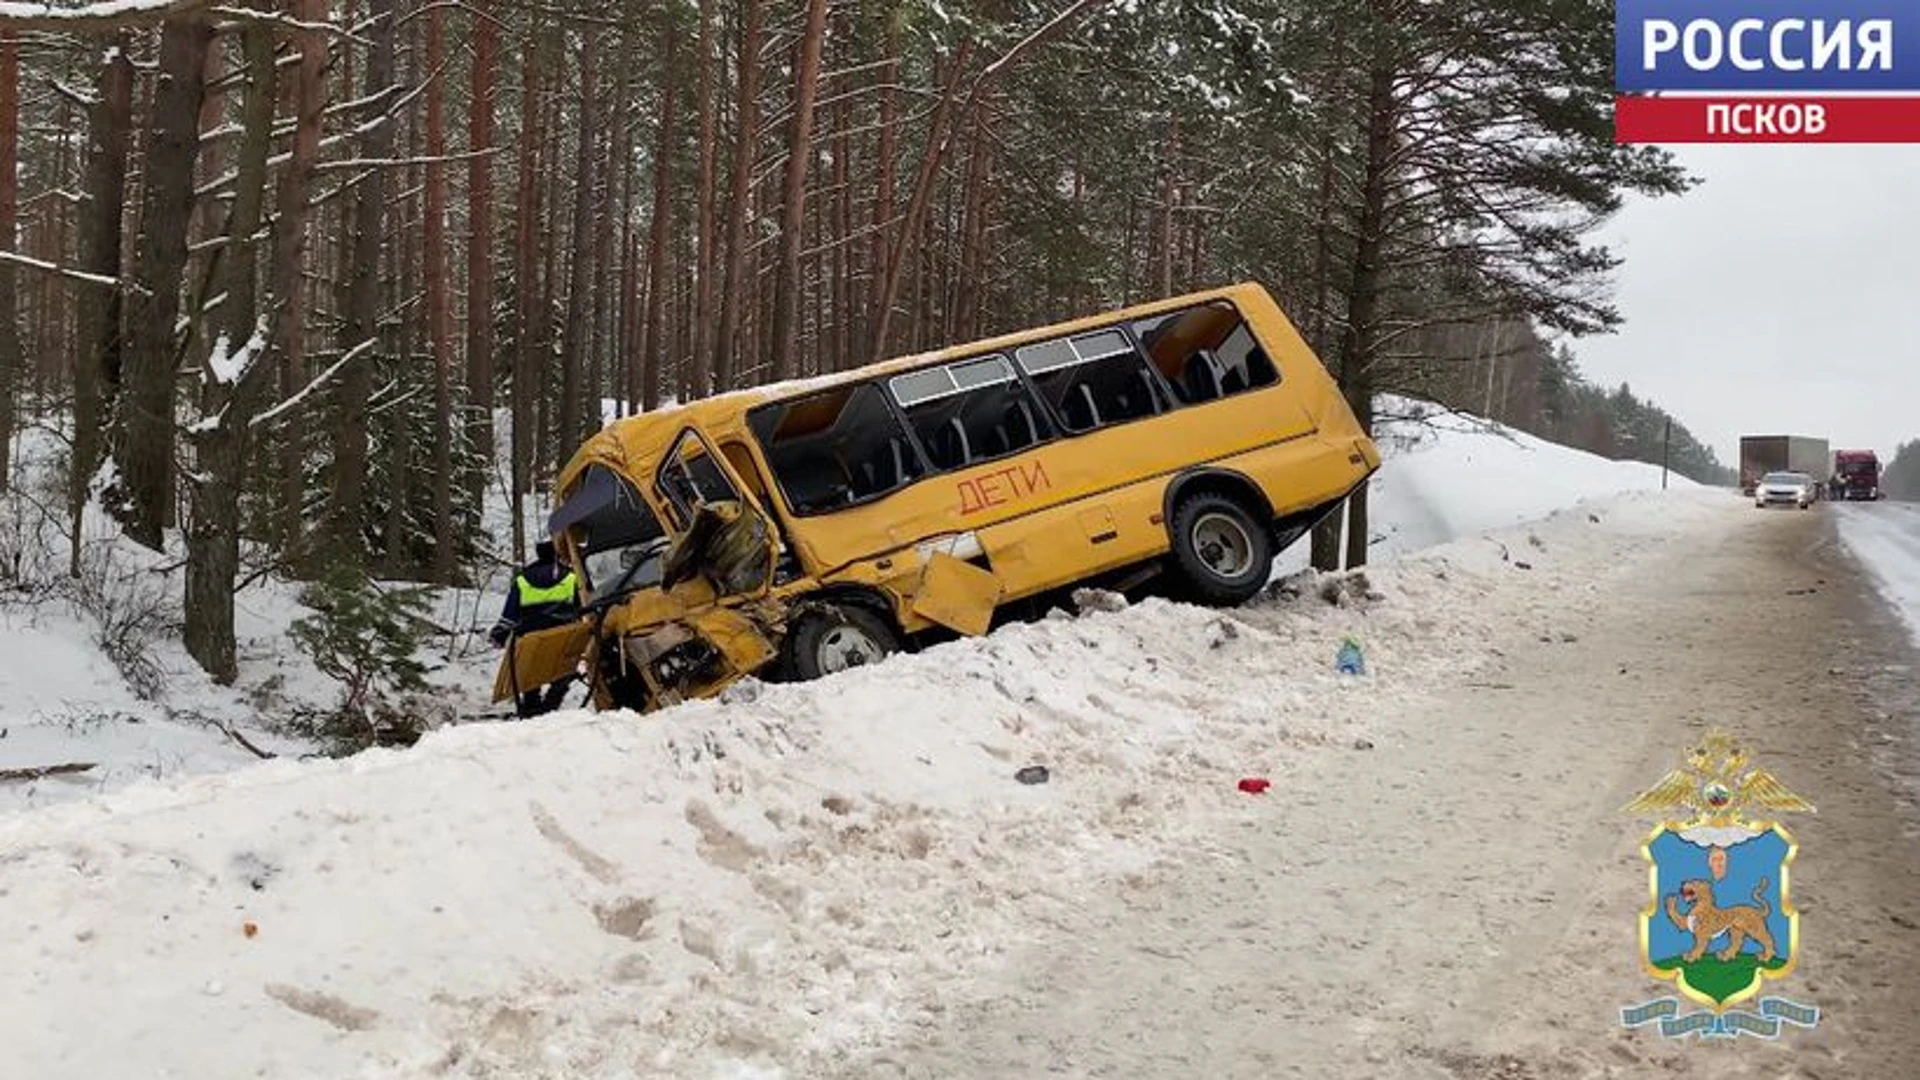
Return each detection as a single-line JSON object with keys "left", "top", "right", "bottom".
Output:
{"left": 465, "top": 0, "right": 498, "bottom": 536}
{"left": 1308, "top": 129, "right": 1335, "bottom": 357}
{"left": 832, "top": 87, "right": 851, "bottom": 370}
{"left": 556, "top": 31, "right": 596, "bottom": 451}
{"left": 867, "top": 43, "right": 973, "bottom": 365}
{"left": 70, "top": 38, "right": 133, "bottom": 574}
{"left": 955, "top": 101, "right": 993, "bottom": 343}
{"left": 597, "top": 29, "right": 635, "bottom": 415}
{"left": 509, "top": 34, "right": 541, "bottom": 561}
{"left": 0, "top": 32, "right": 22, "bottom": 492}
{"left": 1158, "top": 116, "right": 1178, "bottom": 299}
{"left": 867, "top": 20, "right": 898, "bottom": 358}
{"left": 325, "top": 0, "right": 394, "bottom": 560}
{"left": 712, "top": 0, "right": 761, "bottom": 392}
{"left": 1320, "top": 66, "right": 1396, "bottom": 573}
{"left": 116, "top": 18, "right": 212, "bottom": 551}
{"left": 184, "top": 9, "right": 276, "bottom": 683}
{"left": 424, "top": 0, "right": 456, "bottom": 582}
{"left": 272, "top": 1, "right": 327, "bottom": 555}
{"left": 640, "top": 24, "right": 678, "bottom": 409}
{"left": 690, "top": 0, "right": 717, "bottom": 396}
{"left": 769, "top": 0, "right": 828, "bottom": 381}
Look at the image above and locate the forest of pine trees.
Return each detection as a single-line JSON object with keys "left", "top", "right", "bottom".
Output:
{"left": 0, "top": 0, "right": 1720, "bottom": 686}
{"left": 1881, "top": 442, "right": 1920, "bottom": 500}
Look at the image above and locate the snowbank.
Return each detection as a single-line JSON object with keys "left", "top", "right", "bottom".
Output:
{"left": 0, "top": 485, "right": 1732, "bottom": 1080}
{"left": 2, "top": 395, "right": 1714, "bottom": 813}
{"left": 1834, "top": 501, "right": 1920, "bottom": 647}
{"left": 1277, "top": 395, "right": 1702, "bottom": 574}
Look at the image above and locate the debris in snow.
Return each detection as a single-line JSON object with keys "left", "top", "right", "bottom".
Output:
{"left": 720, "top": 677, "right": 765, "bottom": 705}
{"left": 1205, "top": 618, "right": 1240, "bottom": 650}
{"left": 1070, "top": 587, "right": 1128, "bottom": 615}
{"left": 1236, "top": 777, "right": 1271, "bottom": 794}
{"left": 1335, "top": 637, "right": 1366, "bottom": 675}
{"left": 232, "top": 851, "right": 278, "bottom": 892}
{"left": 1014, "top": 765, "right": 1050, "bottom": 785}
{"left": 1352, "top": 738, "right": 1375, "bottom": 751}
{"left": 1588, "top": 513, "right": 1602, "bottom": 523}
{"left": 1314, "top": 571, "right": 1383, "bottom": 607}
{"left": 242, "top": 921, "right": 258, "bottom": 939}
{"left": 1514, "top": 561, "right": 1534, "bottom": 571}
{"left": 0, "top": 762, "right": 95, "bottom": 782}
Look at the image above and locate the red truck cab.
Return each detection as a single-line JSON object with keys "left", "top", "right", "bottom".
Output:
{"left": 1832, "top": 449, "right": 1881, "bottom": 501}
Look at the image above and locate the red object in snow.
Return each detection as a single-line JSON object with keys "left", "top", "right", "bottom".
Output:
{"left": 1237, "top": 777, "right": 1271, "bottom": 794}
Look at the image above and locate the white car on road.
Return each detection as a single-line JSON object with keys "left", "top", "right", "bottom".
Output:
{"left": 1754, "top": 471, "right": 1817, "bottom": 509}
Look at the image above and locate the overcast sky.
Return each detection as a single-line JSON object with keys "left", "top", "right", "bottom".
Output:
{"left": 1575, "top": 145, "right": 1920, "bottom": 470}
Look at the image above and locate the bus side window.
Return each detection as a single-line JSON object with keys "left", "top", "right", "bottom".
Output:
{"left": 749, "top": 382, "right": 925, "bottom": 515}
{"left": 890, "top": 354, "right": 1050, "bottom": 472}
{"left": 1135, "top": 302, "right": 1279, "bottom": 407}
{"left": 1014, "top": 330, "right": 1164, "bottom": 436}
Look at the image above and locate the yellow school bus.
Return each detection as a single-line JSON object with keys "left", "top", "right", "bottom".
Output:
{"left": 496, "top": 281, "right": 1381, "bottom": 712}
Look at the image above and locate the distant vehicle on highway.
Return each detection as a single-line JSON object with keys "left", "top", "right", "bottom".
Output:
{"left": 1831, "top": 448, "right": 1881, "bottom": 501}
{"left": 1754, "top": 471, "right": 1817, "bottom": 509}
{"left": 1739, "top": 434, "right": 1828, "bottom": 496}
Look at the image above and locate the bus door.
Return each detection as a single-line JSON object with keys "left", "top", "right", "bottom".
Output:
{"left": 653, "top": 426, "right": 783, "bottom": 601}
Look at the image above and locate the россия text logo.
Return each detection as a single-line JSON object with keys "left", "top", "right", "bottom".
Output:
{"left": 1614, "top": 0, "right": 1920, "bottom": 143}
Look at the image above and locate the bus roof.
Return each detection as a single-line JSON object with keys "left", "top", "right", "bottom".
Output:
{"left": 554, "top": 281, "right": 1279, "bottom": 496}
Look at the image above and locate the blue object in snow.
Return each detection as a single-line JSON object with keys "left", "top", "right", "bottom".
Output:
{"left": 1335, "top": 637, "right": 1366, "bottom": 675}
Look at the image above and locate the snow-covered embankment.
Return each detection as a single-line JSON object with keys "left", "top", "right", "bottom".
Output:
{"left": 0, "top": 483, "right": 1730, "bottom": 1080}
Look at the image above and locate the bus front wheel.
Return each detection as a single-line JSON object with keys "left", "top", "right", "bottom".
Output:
{"left": 779, "top": 603, "right": 902, "bottom": 682}
{"left": 1168, "top": 491, "right": 1274, "bottom": 606}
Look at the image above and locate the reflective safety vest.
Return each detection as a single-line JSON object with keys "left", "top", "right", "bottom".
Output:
{"left": 515, "top": 570, "right": 578, "bottom": 608}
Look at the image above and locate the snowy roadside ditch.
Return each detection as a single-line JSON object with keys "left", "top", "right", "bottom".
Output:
{"left": 0, "top": 487, "right": 1731, "bottom": 1080}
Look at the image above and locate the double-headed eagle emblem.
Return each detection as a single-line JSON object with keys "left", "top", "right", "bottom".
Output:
{"left": 1622, "top": 730, "right": 1814, "bottom": 826}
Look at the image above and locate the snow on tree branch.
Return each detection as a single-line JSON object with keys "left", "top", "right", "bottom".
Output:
{"left": 0, "top": 247, "right": 118, "bottom": 287}
{"left": 251, "top": 337, "right": 375, "bottom": 430}
{"left": 0, "top": 0, "right": 214, "bottom": 31}
{"left": 205, "top": 318, "right": 268, "bottom": 387}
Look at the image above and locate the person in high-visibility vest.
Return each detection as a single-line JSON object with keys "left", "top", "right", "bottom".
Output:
{"left": 489, "top": 539, "right": 582, "bottom": 717}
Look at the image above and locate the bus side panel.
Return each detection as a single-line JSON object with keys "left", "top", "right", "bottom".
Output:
{"left": 1223, "top": 430, "right": 1374, "bottom": 520}
{"left": 974, "top": 472, "right": 1172, "bottom": 601}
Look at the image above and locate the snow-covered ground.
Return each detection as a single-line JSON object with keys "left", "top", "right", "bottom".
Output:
{"left": 1833, "top": 500, "right": 1920, "bottom": 647}
{"left": 0, "top": 395, "right": 1733, "bottom": 1078}
{"left": 0, "top": 423, "right": 528, "bottom": 814}
{"left": 0, "top": 485, "right": 1730, "bottom": 1080}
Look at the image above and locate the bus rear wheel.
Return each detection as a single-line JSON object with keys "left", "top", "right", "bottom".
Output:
{"left": 1168, "top": 491, "right": 1274, "bottom": 606}
{"left": 779, "top": 603, "right": 902, "bottom": 682}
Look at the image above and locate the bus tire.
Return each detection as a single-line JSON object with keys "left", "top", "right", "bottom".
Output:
{"left": 779, "top": 603, "right": 902, "bottom": 682}
{"left": 1167, "top": 491, "right": 1274, "bottom": 606}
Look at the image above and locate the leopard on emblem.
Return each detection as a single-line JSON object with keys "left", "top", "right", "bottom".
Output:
{"left": 1620, "top": 730, "right": 1821, "bottom": 1039}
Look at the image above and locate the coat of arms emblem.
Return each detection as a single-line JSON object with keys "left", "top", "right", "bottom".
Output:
{"left": 1620, "top": 730, "right": 1821, "bottom": 1038}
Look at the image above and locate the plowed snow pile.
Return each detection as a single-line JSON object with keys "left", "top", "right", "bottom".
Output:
{"left": 0, "top": 397, "right": 1692, "bottom": 813}
{"left": 0, "top": 485, "right": 1729, "bottom": 1080}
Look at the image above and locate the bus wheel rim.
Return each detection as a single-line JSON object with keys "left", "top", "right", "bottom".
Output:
{"left": 817, "top": 623, "right": 881, "bottom": 673}
{"left": 1192, "top": 511, "right": 1255, "bottom": 579}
